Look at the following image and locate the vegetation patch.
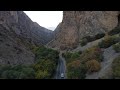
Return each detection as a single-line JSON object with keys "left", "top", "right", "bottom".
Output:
{"left": 0, "top": 46, "right": 59, "bottom": 79}
{"left": 64, "top": 46, "right": 103, "bottom": 79}
{"left": 31, "top": 46, "right": 59, "bottom": 79}
{"left": 108, "top": 27, "right": 120, "bottom": 36}
{"left": 113, "top": 42, "right": 120, "bottom": 53}
{"left": 112, "top": 56, "right": 120, "bottom": 79}
{"left": 86, "top": 59, "right": 101, "bottom": 73}
{"left": 98, "top": 35, "right": 120, "bottom": 48}
{"left": 0, "top": 65, "right": 35, "bottom": 79}
{"left": 79, "top": 46, "right": 103, "bottom": 63}
{"left": 63, "top": 51, "right": 82, "bottom": 64}
{"left": 67, "top": 60, "right": 87, "bottom": 79}
{"left": 80, "top": 33, "right": 105, "bottom": 46}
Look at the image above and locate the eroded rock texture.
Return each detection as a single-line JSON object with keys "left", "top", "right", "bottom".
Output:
{"left": 0, "top": 11, "right": 53, "bottom": 65}
{"left": 48, "top": 11, "right": 119, "bottom": 50}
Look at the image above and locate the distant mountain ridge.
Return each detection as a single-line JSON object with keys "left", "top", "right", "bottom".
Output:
{"left": 47, "top": 27, "right": 56, "bottom": 30}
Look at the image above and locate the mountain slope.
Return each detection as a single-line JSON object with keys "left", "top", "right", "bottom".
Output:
{"left": 0, "top": 11, "right": 54, "bottom": 65}
{"left": 48, "top": 11, "right": 119, "bottom": 50}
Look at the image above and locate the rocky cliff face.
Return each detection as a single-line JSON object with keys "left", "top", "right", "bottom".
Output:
{"left": 0, "top": 11, "right": 53, "bottom": 65}
{"left": 32, "top": 22, "right": 53, "bottom": 45}
{"left": 48, "top": 11, "right": 120, "bottom": 50}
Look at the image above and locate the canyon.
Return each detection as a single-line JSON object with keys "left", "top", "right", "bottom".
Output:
{"left": 48, "top": 11, "right": 120, "bottom": 50}
{"left": 0, "top": 11, "right": 53, "bottom": 65}
{"left": 0, "top": 11, "right": 120, "bottom": 79}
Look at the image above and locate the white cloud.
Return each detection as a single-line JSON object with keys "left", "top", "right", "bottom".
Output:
{"left": 24, "top": 11, "right": 63, "bottom": 30}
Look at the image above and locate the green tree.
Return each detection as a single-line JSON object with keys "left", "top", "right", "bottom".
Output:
{"left": 35, "top": 70, "right": 50, "bottom": 79}
{"left": 67, "top": 60, "right": 87, "bottom": 79}
{"left": 86, "top": 59, "right": 101, "bottom": 73}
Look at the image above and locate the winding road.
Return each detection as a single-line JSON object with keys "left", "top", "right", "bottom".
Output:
{"left": 55, "top": 52, "right": 67, "bottom": 79}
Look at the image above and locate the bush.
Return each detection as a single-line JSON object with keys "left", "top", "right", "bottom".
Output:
{"left": 80, "top": 38, "right": 88, "bottom": 46}
{"left": 1, "top": 70, "right": 20, "bottom": 79}
{"left": 63, "top": 52, "right": 81, "bottom": 63}
{"left": 31, "top": 46, "right": 59, "bottom": 79}
{"left": 112, "top": 56, "right": 120, "bottom": 79}
{"left": 80, "top": 33, "right": 105, "bottom": 46}
{"left": 0, "top": 65, "right": 11, "bottom": 76}
{"left": 86, "top": 60, "right": 101, "bottom": 73}
{"left": 63, "top": 52, "right": 72, "bottom": 60}
{"left": 19, "top": 67, "right": 35, "bottom": 79}
{"left": 0, "top": 46, "right": 59, "bottom": 79}
{"left": 94, "top": 33, "right": 105, "bottom": 40}
{"left": 33, "top": 59, "right": 56, "bottom": 79}
{"left": 108, "top": 27, "right": 120, "bottom": 36}
{"left": 78, "top": 51, "right": 82, "bottom": 54}
{"left": 65, "top": 46, "right": 103, "bottom": 78}
{"left": 35, "top": 70, "right": 50, "bottom": 79}
{"left": 80, "top": 46, "right": 103, "bottom": 63}
{"left": 71, "top": 52, "right": 80, "bottom": 59}
{"left": 35, "top": 46, "right": 59, "bottom": 62}
{"left": 67, "top": 60, "right": 87, "bottom": 79}
{"left": 113, "top": 43, "right": 120, "bottom": 53}
{"left": 0, "top": 65, "right": 35, "bottom": 79}
{"left": 98, "top": 35, "right": 119, "bottom": 48}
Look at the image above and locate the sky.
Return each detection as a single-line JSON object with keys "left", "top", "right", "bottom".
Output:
{"left": 24, "top": 11, "right": 63, "bottom": 30}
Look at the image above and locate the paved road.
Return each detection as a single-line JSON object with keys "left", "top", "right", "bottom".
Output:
{"left": 55, "top": 52, "right": 67, "bottom": 79}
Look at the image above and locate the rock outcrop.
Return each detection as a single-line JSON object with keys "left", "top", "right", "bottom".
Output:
{"left": 0, "top": 11, "right": 54, "bottom": 65}
{"left": 48, "top": 11, "right": 120, "bottom": 50}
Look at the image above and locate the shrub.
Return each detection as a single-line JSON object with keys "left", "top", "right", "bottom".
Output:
{"left": 1, "top": 70, "right": 20, "bottom": 79}
{"left": 83, "top": 36, "right": 93, "bottom": 42}
{"left": 94, "top": 33, "right": 105, "bottom": 40}
{"left": 0, "top": 65, "right": 35, "bottom": 79}
{"left": 84, "top": 33, "right": 105, "bottom": 42}
{"left": 63, "top": 51, "right": 81, "bottom": 63}
{"left": 33, "top": 59, "right": 56, "bottom": 79}
{"left": 67, "top": 60, "right": 87, "bottom": 79}
{"left": 78, "top": 51, "right": 82, "bottom": 54}
{"left": 35, "top": 46, "right": 59, "bottom": 62}
{"left": 108, "top": 27, "right": 120, "bottom": 36}
{"left": 113, "top": 43, "right": 120, "bottom": 53}
{"left": 32, "top": 46, "right": 59, "bottom": 79}
{"left": 98, "top": 35, "right": 119, "bottom": 48}
{"left": 65, "top": 46, "right": 103, "bottom": 78}
{"left": 35, "top": 70, "right": 50, "bottom": 79}
{"left": 71, "top": 52, "right": 80, "bottom": 59}
{"left": 19, "top": 67, "right": 35, "bottom": 79}
{"left": 86, "top": 60, "right": 101, "bottom": 73}
{"left": 80, "top": 38, "right": 88, "bottom": 46}
{"left": 0, "top": 46, "right": 59, "bottom": 79}
{"left": 0, "top": 65, "right": 11, "bottom": 75}
{"left": 79, "top": 46, "right": 103, "bottom": 63}
{"left": 112, "top": 56, "right": 120, "bottom": 79}
{"left": 80, "top": 33, "right": 105, "bottom": 46}
{"left": 63, "top": 52, "right": 72, "bottom": 60}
